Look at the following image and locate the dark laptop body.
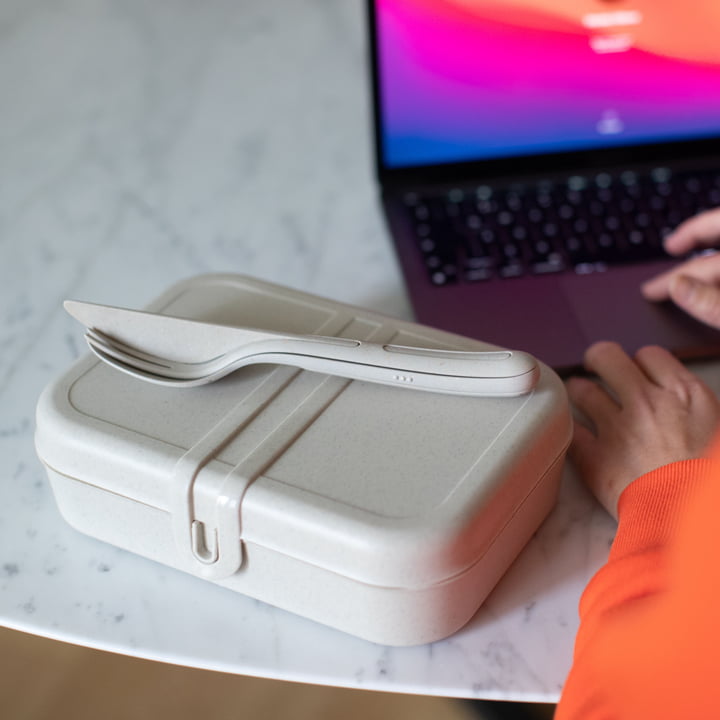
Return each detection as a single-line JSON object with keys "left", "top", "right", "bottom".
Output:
{"left": 368, "top": 0, "right": 720, "bottom": 373}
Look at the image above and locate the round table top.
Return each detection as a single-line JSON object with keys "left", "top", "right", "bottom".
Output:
{"left": 3, "top": 0, "right": 716, "bottom": 703}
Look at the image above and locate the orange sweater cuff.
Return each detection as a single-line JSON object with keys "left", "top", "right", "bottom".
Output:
{"left": 609, "top": 458, "right": 717, "bottom": 563}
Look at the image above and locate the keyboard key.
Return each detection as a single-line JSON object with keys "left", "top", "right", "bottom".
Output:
{"left": 429, "top": 262, "right": 458, "bottom": 285}
{"left": 413, "top": 204, "right": 430, "bottom": 221}
{"left": 532, "top": 256, "right": 566, "bottom": 274}
{"left": 465, "top": 214, "right": 482, "bottom": 231}
{"left": 417, "top": 236, "right": 435, "bottom": 253}
{"left": 462, "top": 236, "right": 496, "bottom": 267}
{"left": 505, "top": 192, "right": 523, "bottom": 212}
{"left": 542, "top": 222, "right": 559, "bottom": 239}
{"left": 511, "top": 226, "right": 528, "bottom": 242}
{"left": 497, "top": 210, "right": 514, "bottom": 226}
{"left": 558, "top": 204, "right": 575, "bottom": 220}
{"left": 464, "top": 266, "right": 494, "bottom": 282}
{"left": 478, "top": 228, "right": 497, "bottom": 245}
{"left": 499, "top": 263, "right": 525, "bottom": 278}
{"left": 527, "top": 207, "right": 544, "bottom": 223}
{"left": 532, "top": 239, "right": 553, "bottom": 256}
{"left": 604, "top": 216, "right": 621, "bottom": 232}
{"left": 502, "top": 242, "right": 521, "bottom": 260}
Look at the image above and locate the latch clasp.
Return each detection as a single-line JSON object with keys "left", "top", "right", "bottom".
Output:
{"left": 171, "top": 453, "right": 249, "bottom": 581}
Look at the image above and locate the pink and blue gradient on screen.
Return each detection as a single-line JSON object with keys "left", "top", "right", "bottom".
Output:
{"left": 377, "top": 0, "right": 720, "bottom": 168}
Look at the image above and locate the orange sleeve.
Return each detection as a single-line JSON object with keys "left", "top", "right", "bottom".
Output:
{"left": 556, "top": 441, "right": 720, "bottom": 720}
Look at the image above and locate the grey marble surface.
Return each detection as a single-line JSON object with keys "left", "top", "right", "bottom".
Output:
{"left": 2, "top": 0, "right": 698, "bottom": 703}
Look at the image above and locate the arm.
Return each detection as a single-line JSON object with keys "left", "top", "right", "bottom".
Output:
{"left": 556, "top": 342, "right": 720, "bottom": 719}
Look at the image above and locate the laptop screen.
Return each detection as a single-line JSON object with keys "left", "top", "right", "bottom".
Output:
{"left": 375, "top": 1, "right": 720, "bottom": 170}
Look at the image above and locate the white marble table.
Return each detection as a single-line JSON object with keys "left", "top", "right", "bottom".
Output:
{"left": 2, "top": 0, "right": 716, "bottom": 704}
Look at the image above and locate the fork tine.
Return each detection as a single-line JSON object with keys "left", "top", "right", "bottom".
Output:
{"left": 86, "top": 330, "right": 172, "bottom": 370}
{"left": 86, "top": 337, "right": 214, "bottom": 387}
{"left": 86, "top": 339, "right": 177, "bottom": 383}
{"left": 85, "top": 332, "right": 202, "bottom": 381}
{"left": 86, "top": 328, "right": 232, "bottom": 372}
{"left": 85, "top": 329, "right": 263, "bottom": 387}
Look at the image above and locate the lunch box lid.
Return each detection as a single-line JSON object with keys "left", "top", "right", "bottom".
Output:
{"left": 35, "top": 273, "right": 572, "bottom": 589}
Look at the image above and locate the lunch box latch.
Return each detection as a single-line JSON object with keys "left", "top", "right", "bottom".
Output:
{"left": 172, "top": 451, "right": 250, "bottom": 580}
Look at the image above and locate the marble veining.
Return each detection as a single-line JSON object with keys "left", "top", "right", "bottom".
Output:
{"left": 3, "top": 0, "right": 717, "bottom": 704}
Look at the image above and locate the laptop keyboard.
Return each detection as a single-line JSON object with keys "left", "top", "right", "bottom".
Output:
{"left": 401, "top": 167, "right": 720, "bottom": 286}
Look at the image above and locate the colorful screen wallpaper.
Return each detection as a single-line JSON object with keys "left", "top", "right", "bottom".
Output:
{"left": 377, "top": 0, "right": 720, "bottom": 168}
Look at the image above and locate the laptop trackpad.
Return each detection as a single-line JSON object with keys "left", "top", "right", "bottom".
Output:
{"left": 560, "top": 263, "right": 720, "bottom": 358}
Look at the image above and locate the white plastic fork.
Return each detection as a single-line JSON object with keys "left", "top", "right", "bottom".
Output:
{"left": 65, "top": 300, "right": 540, "bottom": 396}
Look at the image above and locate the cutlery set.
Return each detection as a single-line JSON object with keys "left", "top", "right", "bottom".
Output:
{"left": 64, "top": 299, "right": 539, "bottom": 397}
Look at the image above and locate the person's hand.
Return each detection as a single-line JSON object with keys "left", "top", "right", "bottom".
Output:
{"left": 566, "top": 341, "right": 720, "bottom": 519}
{"left": 642, "top": 208, "right": 720, "bottom": 328}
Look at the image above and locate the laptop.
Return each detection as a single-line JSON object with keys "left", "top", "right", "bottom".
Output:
{"left": 367, "top": 0, "right": 720, "bottom": 373}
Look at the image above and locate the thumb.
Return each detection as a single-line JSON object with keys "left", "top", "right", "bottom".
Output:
{"left": 670, "top": 274, "right": 720, "bottom": 329}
